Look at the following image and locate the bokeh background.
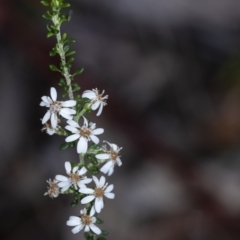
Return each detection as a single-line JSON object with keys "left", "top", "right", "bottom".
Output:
{"left": 1, "top": 0, "right": 240, "bottom": 239}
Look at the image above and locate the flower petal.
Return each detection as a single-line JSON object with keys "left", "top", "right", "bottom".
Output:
{"left": 40, "top": 101, "right": 48, "bottom": 107}
{"left": 55, "top": 175, "right": 68, "bottom": 182}
{"left": 90, "top": 206, "right": 95, "bottom": 216}
{"left": 92, "top": 128, "right": 104, "bottom": 135}
{"left": 65, "top": 162, "right": 71, "bottom": 173}
{"left": 58, "top": 181, "right": 70, "bottom": 188}
{"left": 82, "top": 116, "right": 88, "bottom": 126}
{"left": 105, "top": 184, "right": 114, "bottom": 193}
{"left": 41, "top": 96, "right": 50, "bottom": 104}
{"left": 79, "top": 188, "right": 94, "bottom": 194}
{"left": 81, "top": 178, "right": 92, "bottom": 184}
{"left": 60, "top": 108, "right": 76, "bottom": 114}
{"left": 92, "top": 176, "right": 99, "bottom": 186}
{"left": 67, "top": 120, "right": 80, "bottom": 128}
{"left": 65, "top": 134, "right": 80, "bottom": 142}
{"left": 82, "top": 90, "right": 96, "bottom": 99}
{"left": 108, "top": 167, "right": 114, "bottom": 176}
{"left": 61, "top": 185, "right": 71, "bottom": 192}
{"left": 111, "top": 143, "right": 119, "bottom": 152}
{"left": 116, "top": 158, "right": 122, "bottom": 166}
{"left": 62, "top": 100, "right": 76, "bottom": 107}
{"left": 67, "top": 216, "right": 81, "bottom": 225}
{"left": 72, "top": 166, "right": 78, "bottom": 173}
{"left": 96, "top": 103, "right": 103, "bottom": 116}
{"left": 90, "top": 135, "right": 99, "bottom": 144}
{"left": 84, "top": 226, "right": 90, "bottom": 232}
{"left": 100, "top": 161, "right": 112, "bottom": 174}
{"left": 51, "top": 113, "right": 58, "bottom": 128}
{"left": 65, "top": 125, "right": 78, "bottom": 133}
{"left": 81, "top": 195, "right": 95, "bottom": 204}
{"left": 79, "top": 166, "right": 87, "bottom": 175}
{"left": 72, "top": 225, "right": 83, "bottom": 234}
{"left": 90, "top": 224, "right": 101, "bottom": 235}
{"left": 77, "top": 137, "right": 88, "bottom": 153}
{"left": 104, "top": 192, "right": 115, "bottom": 199}
{"left": 99, "top": 176, "right": 106, "bottom": 187}
{"left": 91, "top": 101, "right": 100, "bottom": 110}
{"left": 50, "top": 87, "right": 57, "bottom": 101}
{"left": 42, "top": 111, "right": 51, "bottom": 124}
{"left": 60, "top": 112, "right": 73, "bottom": 120}
{"left": 95, "top": 198, "right": 103, "bottom": 213}
{"left": 95, "top": 153, "right": 109, "bottom": 160}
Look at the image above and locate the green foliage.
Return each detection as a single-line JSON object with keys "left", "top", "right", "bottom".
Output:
{"left": 59, "top": 142, "right": 69, "bottom": 150}
{"left": 97, "top": 237, "right": 107, "bottom": 240}
{"left": 73, "top": 67, "right": 84, "bottom": 76}
{"left": 96, "top": 217, "right": 104, "bottom": 224}
{"left": 41, "top": 1, "right": 50, "bottom": 7}
{"left": 100, "top": 230, "right": 108, "bottom": 236}
{"left": 49, "top": 64, "right": 60, "bottom": 72}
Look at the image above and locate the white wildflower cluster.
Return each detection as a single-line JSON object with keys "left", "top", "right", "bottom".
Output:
{"left": 42, "top": 87, "right": 122, "bottom": 237}
{"left": 41, "top": 2, "right": 122, "bottom": 238}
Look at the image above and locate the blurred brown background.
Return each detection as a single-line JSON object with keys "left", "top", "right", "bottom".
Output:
{"left": 1, "top": 0, "right": 240, "bottom": 239}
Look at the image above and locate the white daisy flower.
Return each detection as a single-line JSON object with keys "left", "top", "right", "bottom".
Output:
{"left": 66, "top": 208, "right": 101, "bottom": 235}
{"left": 79, "top": 176, "right": 115, "bottom": 214}
{"left": 44, "top": 179, "right": 60, "bottom": 198}
{"left": 41, "top": 119, "right": 59, "bottom": 135}
{"left": 96, "top": 141, "right": 122, "bottom": 176}
{"left": 65, "top": 117, "right": 104, "bottom": 154}
{"left": 82, "top": 88, "right": 108, "bottom": 116}
{"left": 40, "top": 87, "right": 76, "bottom": 128}
{"left": 55, "top": 162, "right": 92, "bottom": 192}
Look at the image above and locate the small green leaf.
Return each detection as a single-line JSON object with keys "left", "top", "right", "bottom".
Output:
{"left": 73, "top": 85, "right": 80, "bottom": 92}
{"left": 84, "top": 233, "right": 90, "bottom": 238}
{"left": 42, "top": 14, "right": 51, "bottom": 19}
{"left": 58, "top": 78, "right": 65, "bottom": 87}
{"left": 68, "top": 57, "right": 74, "bottom": 64}
{"left": 71, "top": 200, "right": 78, "bottom": 207}
{"left": 41, "top": 1, "right": 49, "bottom": 7}
{"left": 76, "top": 103, "right": 82, "bottom": 112}
{"left": 66, "top": 50, "right": 76, "bottom": 56}
{"left": 63, "top": 85, "right": 69, "bottom": 91}
{"left": 91, "top": 157, "right": 98, "bottom": 165}
{"left": 69, "top": 141, "right": 75, "bottom": 147}
{"left": 49, "top": 64, "right": 60, "bottom": 72}
{"left": 97, "top": 237, "right": 107, "bottom": 240}
{"left": 59, "top": 143, "right": 69, "bottom": 150}
{"left": 66, "top": 63, "right": 72, "bottom": 70}
{"left": 46, "top": 25, "right": 51, "bottom": 31}
{"left": 96, "top": 217, "right": 104, "bottom": 224}
{"left": 101, "top": 230, "right": 108, "bottom": 236}
{"left": 63, "top": 45, "right": 70, "bottom": 52}
{"left": 49, "top": 49, "right": 56, "bottom": 57}
{"left": 61, "top": 3, "right": 71, "bottom": 8}
{"left": 62, "top": 92, "right": 68, "bottom": 98}
{"left": 86, "top": 166, "right": 99, "bottom": 174}
{"left": 62, "top": 33, "right": 67, "bottom": 41}
{"left": 68, "top": 38, "right": 76, "bottom": 43}
{"left": 73, "top": 67, "right": 84, "bottom": 76}
{"left": 47, "top": 32, "right": 54, "bottom": 38}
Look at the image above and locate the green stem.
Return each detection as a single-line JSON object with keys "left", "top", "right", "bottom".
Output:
{"left": 52, "top": 12, "right": 74, "bottom": 100}
{"left": 74, "top": 106, "right": 87, "bottom": 121}
{"left": 79, "top": 153, "right": 85, "bottom": 165}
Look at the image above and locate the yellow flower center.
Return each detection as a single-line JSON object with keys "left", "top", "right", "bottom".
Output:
{"left": 110, "top": 150, "right": 118, "bottom": 161}
{"left": 81, "top": 214, "right": 92, "bottom": 226}
{"left": 80, "top": 127, "right": 92, "bottom": 138}
{"left": 94, "top": 187, "right": 105, "bottom": 198}
{"left": 50, "top": 101, "right": 61, "bottom": 113}
{"left": 69, "top": 173, "right": 80, "bottom": 185}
